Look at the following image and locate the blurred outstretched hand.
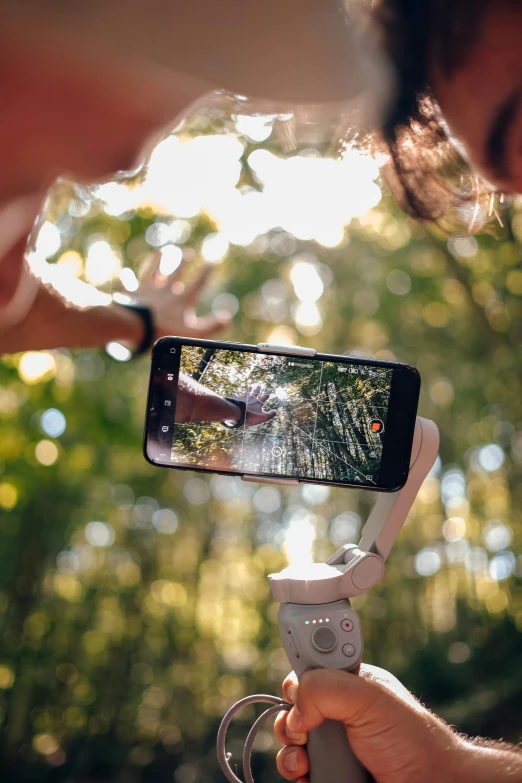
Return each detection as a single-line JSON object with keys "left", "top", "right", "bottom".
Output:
{"left": 134, "top": 252, "right": 231, "bottom": 339}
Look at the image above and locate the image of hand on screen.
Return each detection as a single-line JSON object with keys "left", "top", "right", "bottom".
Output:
{"left": 175, "top": 375, "right": 278, "bottom": 429}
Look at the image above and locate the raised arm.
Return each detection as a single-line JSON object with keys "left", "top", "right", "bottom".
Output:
{"left": 0, "top": 252, "right": 230, "bottom": 355}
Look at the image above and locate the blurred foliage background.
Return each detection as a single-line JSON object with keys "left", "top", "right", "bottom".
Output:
{"left": 1, "top": 95, "right": 522, "bottom": 782}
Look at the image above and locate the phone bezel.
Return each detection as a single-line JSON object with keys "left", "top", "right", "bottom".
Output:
{"left": 143, "top": 337, "right": 420, "bottom": 493}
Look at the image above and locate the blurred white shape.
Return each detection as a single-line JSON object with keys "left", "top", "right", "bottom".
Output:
{"left": 386, "top": 269, "right": 411, "bottom": 295}
{"left": 106, "top": 342, "right": 132, "bottom": 362}
{"left": 442, "top": 516, "right": 466, "bottom": 542}
{"left": 315, "top": 225, "right": 346, "bottom": 248}
{"left": 212, "top": 293, "right": 239, "bottom": 317}
{"left": 169, "top": 219, "right": 192, "bottom": 244}
{"left": 483, "top": 521, "right": 513, "bottom": 552}
{"left": 56, "top": 550, "right": 81, "bottom": 574}
{"left": 294, "top": 302, "right": 322, "bottom": 335}
{"left": 160, "top": 244, "right": 183, "bottom": 275}
{"left": 253, "top": 486, "right": 281, "bottom": 514}
{"left": 35, "top": 221, "right": 61, "bottom": 258}
{"left": 210, "top": 475, "right": 248, "bottom": 500}
{"left": 143, "top": 134, "right": 244, "bottom": 217}
{"left": 145, "top": 222, "right": 171, "bottom": 247}
{"left": 283, "top": 507, "right": 316, "bottom": 567}
{"left": 464, "top": 546, "right": 488, "bottom": 574}
{"left": 201, "top": 232, "right": 229, "bottom": 263}
{"left": 290, "top": 261, "right": 324, "bottom": 303}
{"left": 414, "top": 548, "right": 441, "bottom": 577}
{"left": 445, "top": 539, "right": 469, "bottom": 564}
{"left": 448, "top": 236, "right": 478, "bottom": 259}
{"left": 184, "top": 478, "right": 211, "bottom": 505}
{"left": 119, "top": 267, "right": 140, "bottom": 292}
{"left": 478, "top": 444, "right": 505, "bottom": 472}
{"left": 85, "top": 521, "right": 115, "bottom": 547}
{"left": 19, "top": 352, "right": 56, "bottom": 384}
{"left": 153, "top": 509, "right": 179, "bottom": 534}
{"left": 489, "top": 551, "right": 516, "bottom": 581}
{"left": 248, "top": 146, "right": 381, "bottom": 243}
{"left": 235, "top": 114, "right": 273, "bottom": 142}
{"left": 133, "top": 496, "right": 159, "bottom": 526}
{"left": 96, "top": 181, "right": 135, "bottom": 216}
{"left": 57, "top": 251, "right": 83, "bottom": 277}
{"left": 40, "top": 408, "right": 66, "bottom": 438}
{"left": 35, "top": 439, "right": 59, "bottom": 466}
{"left": 441, "top": 469, "right": 466, "bottom": 504}
{"left": 111, "top": 484, "right": 135, "bottom": 506}
{"left": 28, "top": 251, "right": 111, "bottom": 307}
{"left": 85, "top": 240, "right": 122, "bottom": 285}
{"left": 275, "top": 387, "right": 288, "bottom": 400}
{"left": 330, "top": 512, "right": 361, "bottom": 547}
{"left": 300, "top": 484, "right": 330, "bottom": 506}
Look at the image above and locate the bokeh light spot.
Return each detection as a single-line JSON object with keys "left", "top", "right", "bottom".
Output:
{"left": 414, "top": 548, "right": 442, "bottom": 577}
{"left": 19, "top": 352, "right": 56, "bottom": 384}
{"left": 85, "top": 521, "right": 115, "bottom": 548}
{"left": 40, "top": 409, "right": 66, "bottom": 438}
{"left": 35, "top": 440, "right": 59, "bottom": 466}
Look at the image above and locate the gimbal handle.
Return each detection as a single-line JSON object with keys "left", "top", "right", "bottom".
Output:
{"left": 270, "top": 417, "right": 439, "bottom": 783}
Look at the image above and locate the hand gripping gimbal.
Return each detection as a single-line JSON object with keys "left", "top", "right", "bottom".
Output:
{"left": 217, "top": 346, "right": 439, "bottom": 783}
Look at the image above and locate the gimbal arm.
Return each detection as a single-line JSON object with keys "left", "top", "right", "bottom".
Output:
{"left": 268, "top": 417, "right": 439, "bottom": 604}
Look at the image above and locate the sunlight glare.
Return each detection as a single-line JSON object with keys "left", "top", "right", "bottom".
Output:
{"left": 290, "top": 261, "right": 324, "bottom": 302}
{"left": 85, "top": 240, "right": 122, "bottom": 286}
{"left": 283, "top": 508, "right": 316, "bottom": 567}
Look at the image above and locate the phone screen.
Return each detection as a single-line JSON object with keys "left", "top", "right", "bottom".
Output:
{"left": 144, "top": 338, "right": 420, "bottom": 491}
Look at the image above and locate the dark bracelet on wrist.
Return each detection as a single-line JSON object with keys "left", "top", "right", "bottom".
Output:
{"left": 222, "top": 398, "right": 247, "bottom": 429}
{"left": 114, "top": 302, "right": 155, "bottom": 357}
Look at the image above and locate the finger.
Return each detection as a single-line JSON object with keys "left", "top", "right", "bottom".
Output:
{"left": 251, "top": 384, "right": 262, "bottom": 397}
{"left": 285, "top": 669, "right": 395, "bottom": 737}
{"left": 276, "top": 746, "right": 309, "bottom": 781}
{"left": 139, "top": 251, "right": 161, "bottom": 284}
{"left": 166, "top": 257, "right": 187, "bottom": 286}
{"left": 274, "top": 711, "right": 307, "bottom": 746}
{"left": 282, "top": 671, "right": 299, "bottom": 704}
{"left": 182, "top": 265, "right": 214, "bottom": 305}
{"left": 183, "top": 312, "right": 231, "bottom": 339}
{"left": 258, "top": 392, "right": 271, "bottom": 403}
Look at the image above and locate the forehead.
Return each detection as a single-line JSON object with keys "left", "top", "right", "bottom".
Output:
{"left": 431, "top": 4, "right": 522, "bottom": 181}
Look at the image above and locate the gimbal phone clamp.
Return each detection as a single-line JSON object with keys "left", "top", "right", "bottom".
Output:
{"left": 217, "top": 344, "right": 440, "bottom": 783}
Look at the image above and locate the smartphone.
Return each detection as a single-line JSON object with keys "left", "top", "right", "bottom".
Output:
{"left": 144, "top": 337, "right": 420, "bottom": 492}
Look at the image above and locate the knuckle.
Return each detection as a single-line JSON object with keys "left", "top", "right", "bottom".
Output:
{"left": 273, "top": 711, "right": 288, "bottom": 741}
{"left": 279, "top": 745, "right": 309, "bottom": 778}
{"left": 276, "top": 748, "right": 294, "bottom": 780}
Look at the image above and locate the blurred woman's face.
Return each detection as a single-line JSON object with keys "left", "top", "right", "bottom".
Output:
{"left": 431, "top": 2, "right": 522, "bottom": 193}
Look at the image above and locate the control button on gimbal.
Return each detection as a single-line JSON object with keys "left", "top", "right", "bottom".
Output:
{"left": 311, "top": 626, "right": 337, "bottom": 653}
{"left": 287, "top": 630, "right": 299, "bottom": 658}
{"left": 342, "top": 643, "right": 356, "bottom": 658}
{"left": 341, "top": 619, "right": 354, "bottom": 632}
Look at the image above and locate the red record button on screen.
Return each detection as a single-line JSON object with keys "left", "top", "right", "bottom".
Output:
{"left": 369, "top": 419, "right": 384, "bottom": 434}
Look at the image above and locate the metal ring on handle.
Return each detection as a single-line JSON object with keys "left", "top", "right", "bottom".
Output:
{"left": 217, "top": 694, "right": 291, "bottom": 783}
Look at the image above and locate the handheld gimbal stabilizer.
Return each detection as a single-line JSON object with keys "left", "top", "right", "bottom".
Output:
{"left": 217, "top": 345, "right": 440, "bottom": 783}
